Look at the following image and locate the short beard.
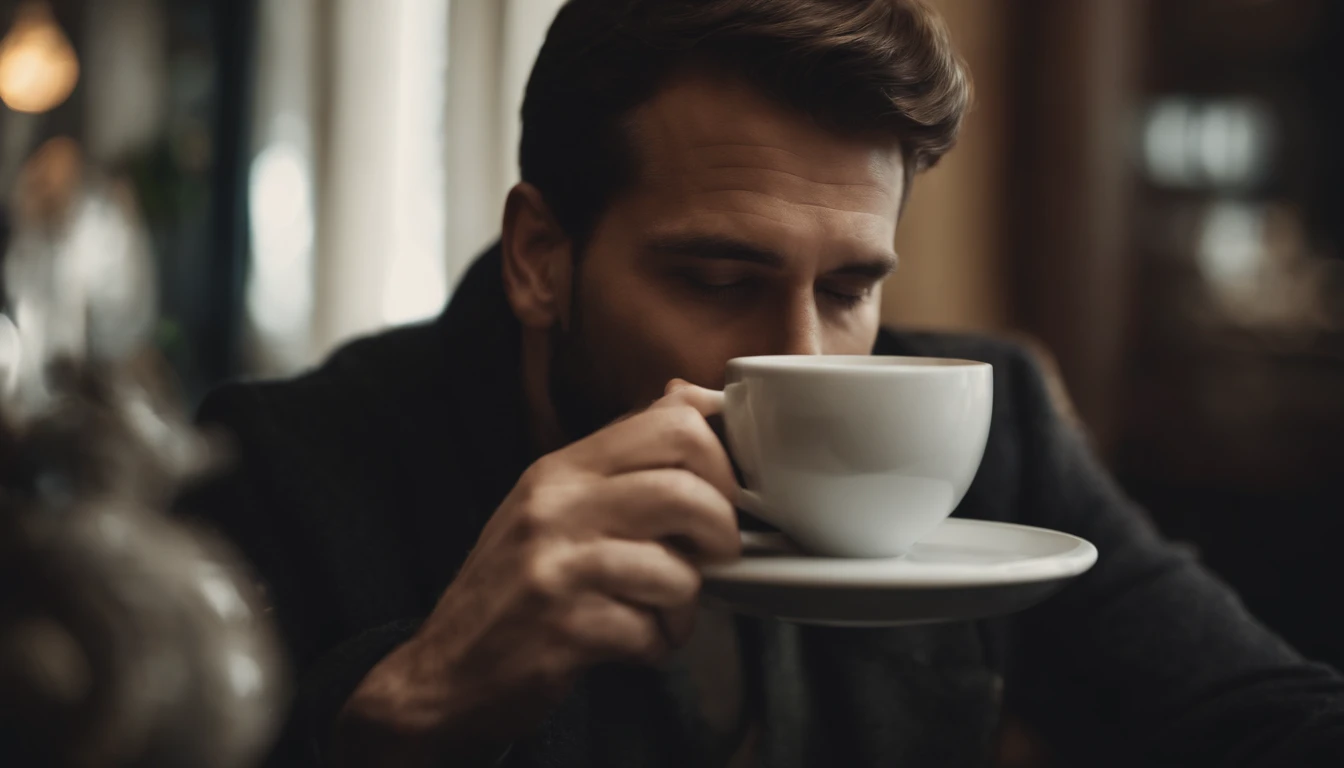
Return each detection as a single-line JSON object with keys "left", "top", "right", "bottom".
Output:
{"left": 544, "top": 271, "right": 769, "bottom": 531}
{"left": 546, "top": 273, "right": 628, "bottom": 444}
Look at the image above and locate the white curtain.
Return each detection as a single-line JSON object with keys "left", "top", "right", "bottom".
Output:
{"left": 246, "top": 0, "right": 564, "bottom": 375}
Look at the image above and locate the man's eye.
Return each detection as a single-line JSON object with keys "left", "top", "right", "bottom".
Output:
{"left": 818, "top": 284, "right": 874, "bottom": 308}
{"left": 682, "top": 274, "right": 753, "bottom": 295}
{"left": 694, "top": 277, "right": 745, "bottom": 289}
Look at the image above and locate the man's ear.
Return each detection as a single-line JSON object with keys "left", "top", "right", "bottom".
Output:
{"left": 501, "top": 182, "right": 573, "bottom": 330}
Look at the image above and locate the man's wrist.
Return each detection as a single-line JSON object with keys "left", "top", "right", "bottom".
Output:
{"left": 330, "top": 646, "right": 504, "bottom": 768}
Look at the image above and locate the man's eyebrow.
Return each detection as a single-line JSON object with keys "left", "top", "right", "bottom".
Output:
{"left": 828, "top": 254, "right": 899, "bottom": 280}
{"left": 647, "top": 233, "right": 898, "bottom": 279}
{"left": 647, "top": 234, "right": 785, "bottom": 268}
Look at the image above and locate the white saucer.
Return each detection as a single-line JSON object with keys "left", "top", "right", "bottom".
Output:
{"left": 700, "top": 518, "right": 1097, "bottom": 627}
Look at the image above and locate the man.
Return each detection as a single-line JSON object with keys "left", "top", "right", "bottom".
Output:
{"left": 186, "top": 1, "right": 1344, "bottom": 766}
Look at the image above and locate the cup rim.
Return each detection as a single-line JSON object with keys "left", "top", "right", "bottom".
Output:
{"left": 726, "top": 354, "right": 992, "bottom": 374}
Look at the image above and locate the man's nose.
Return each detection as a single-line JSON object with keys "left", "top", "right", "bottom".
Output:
{"left": 778, "top": 293, "right": 822, "bottom": 356}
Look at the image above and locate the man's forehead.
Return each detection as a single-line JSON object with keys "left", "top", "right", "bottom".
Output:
{"left": 615, "top": 74, "right": 905, "bottom": 262}
{"left": 626, "top": 73, "right": 907, "bottom": 205}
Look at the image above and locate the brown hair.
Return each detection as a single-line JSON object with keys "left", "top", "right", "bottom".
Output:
{"left": 520, "top": 0, "right": 972, "bottom": 246}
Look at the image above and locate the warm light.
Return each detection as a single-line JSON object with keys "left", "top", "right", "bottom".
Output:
{"left": 0, "top": 1, "right": 80, "bottom": 114}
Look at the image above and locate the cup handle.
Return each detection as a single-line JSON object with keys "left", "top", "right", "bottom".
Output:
{"left": 723, "top": 382, "right": 785, "bottom": 530}
{"left": 735, "top": 486, "right": 784, "bottom": 528}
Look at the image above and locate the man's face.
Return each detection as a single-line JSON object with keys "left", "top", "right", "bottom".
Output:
{"left": 551, "top": 74, "right": 905, "bottom": 436}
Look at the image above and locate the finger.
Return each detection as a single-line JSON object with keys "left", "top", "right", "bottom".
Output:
{"left": 559, "top": 593, "right": 666, "bottom": 665}
{"left": 567, "top": 405, "right": 738, "bottom": 502}
{"left": 579, "top": 469, "right": 740, "bottom": 563}
{"left": 658, "top": 379, "right": 725, "bottom": 417}
{"left": 572, "top": 539, "right": 702, "bottom": 608}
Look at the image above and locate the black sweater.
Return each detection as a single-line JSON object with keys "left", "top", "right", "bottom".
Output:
{"left": 186, "top": 247, "right": 1344, "bottom": 767}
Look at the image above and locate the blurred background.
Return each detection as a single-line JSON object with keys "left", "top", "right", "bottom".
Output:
{"left": 1, "top": 0, "right": 1341, "bottom": 762}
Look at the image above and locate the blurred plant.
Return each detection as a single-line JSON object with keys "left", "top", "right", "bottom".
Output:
{"left": 0, "top": 137, "right": 285, "bottom": 767}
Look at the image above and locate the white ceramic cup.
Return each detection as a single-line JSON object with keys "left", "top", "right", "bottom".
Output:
{"left": 723, "top": 355, "right": 993, "bottom": 558}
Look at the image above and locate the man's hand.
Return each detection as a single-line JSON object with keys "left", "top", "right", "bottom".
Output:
{"left": 333, "top": 381, "right": 739, "bottom": 767}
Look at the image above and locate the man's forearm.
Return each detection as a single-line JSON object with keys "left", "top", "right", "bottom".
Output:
{"left": 330, "top": 648, "right": 509, "bottom": 768}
